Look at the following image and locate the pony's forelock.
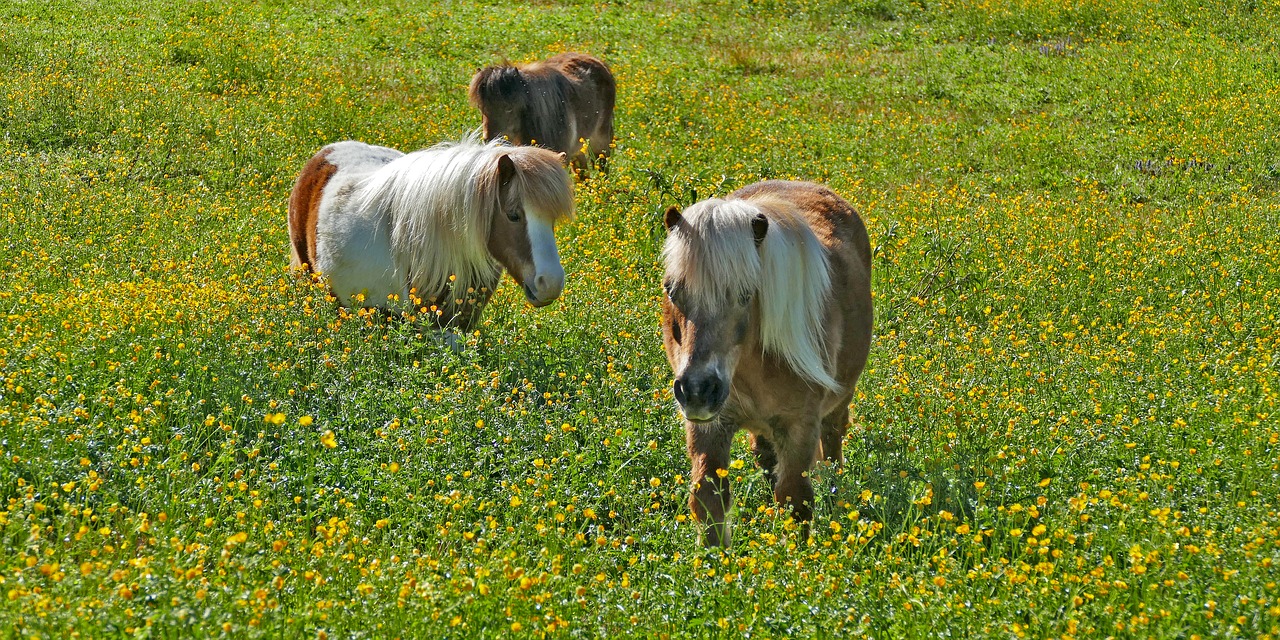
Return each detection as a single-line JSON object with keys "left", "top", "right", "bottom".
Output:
{"left": 663, "top": 197, "right": 837, "bottom": 390}
{"left": 507, "top": 146, "right": 575, "bottom": 223}
{"left": 662, "top": 199, "right": 762, "bottom": 306}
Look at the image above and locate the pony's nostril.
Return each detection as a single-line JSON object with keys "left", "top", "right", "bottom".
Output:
{"left": 535, "top": 274, "right": 549, "bottom": 294}
{"left": 673, "top": 379, "right": 687, "bottom": 405}
{"left": 703, "top": 378, "right": 721, "bottom": 404}
{"left": 691, "top": 377, "right": 719, "bottom": 405}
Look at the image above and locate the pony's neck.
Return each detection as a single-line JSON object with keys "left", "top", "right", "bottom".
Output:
{"left": 373, "top": 146, "right": 501, "bottom": 304}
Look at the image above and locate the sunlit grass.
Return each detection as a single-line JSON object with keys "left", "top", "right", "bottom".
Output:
{"left": 2, "top": 0, "right": 1279, "bottom": 637}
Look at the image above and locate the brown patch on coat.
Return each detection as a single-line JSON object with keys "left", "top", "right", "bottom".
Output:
{"left": 484, "top": 154, "right": 536, "bottom": 290}
{"left": 287, "top": 148, "right": 336, "bottom": 271}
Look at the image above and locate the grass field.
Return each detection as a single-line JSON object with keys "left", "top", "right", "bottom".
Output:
{"left": 3, "top": 0, "right": 1280, "bottom": 637}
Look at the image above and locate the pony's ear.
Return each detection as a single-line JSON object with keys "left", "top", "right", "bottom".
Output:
{"left": 467, "top": 67, "right": 493, "bottom": 106}
{"left": 663, "top": 206, "right": 682, "bottom": 232}
{"left": 557, "top": 152, "right": 569, "bottom": 167}
{"left": 497, "top": 154, "right": 517, "bottom": 188}
{"left": 751, "top": 213, "right": 768, "bottom": 246}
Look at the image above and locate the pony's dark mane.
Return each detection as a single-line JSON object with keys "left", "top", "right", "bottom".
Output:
{"left": 468, "top": 64, "right": 527, "bottom": 107}
{"left": 516, "top": 65, "right": 571, "bottom": 148}
{"left": 469, "top": 61, "right": 572, "bottom": 151}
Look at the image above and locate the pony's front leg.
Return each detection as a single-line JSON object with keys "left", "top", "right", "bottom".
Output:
{"left": 773, "top": 422, "right": 820, "bottom": 541}
{"left": 686, "top": 421, "right": 735, "bottom": 547}
{"left": 571, "top": 150, "right": 592, "bottom": 177}
{"left": 590, "top": 139, "right": 611, "bottom": 175}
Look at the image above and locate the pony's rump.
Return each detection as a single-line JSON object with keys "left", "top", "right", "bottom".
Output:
{"left": 288, "top": 147, "right": 337, "bottom": 271}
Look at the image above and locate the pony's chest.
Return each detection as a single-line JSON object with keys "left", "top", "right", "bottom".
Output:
{"left": 725, "top": 373, "right": 824, "bottom": 430}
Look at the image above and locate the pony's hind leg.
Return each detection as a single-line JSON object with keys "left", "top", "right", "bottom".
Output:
{"left": 749, "top": 433, "right": 779, "bottom": 489}
{"left": 819, "top": 399, "right": 853, "bottom": 465}
{"left": 687, "top": 421, "right": 735, "bottom": 547}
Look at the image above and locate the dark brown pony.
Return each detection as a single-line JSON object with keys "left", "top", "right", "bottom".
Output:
{"left": 660, "top": 181, "right": 873, "bottom": 547}
{"left": 469, "top": 52, "right": 615, "bottom": 175}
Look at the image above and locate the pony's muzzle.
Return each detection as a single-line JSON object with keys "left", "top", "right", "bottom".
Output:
{"left": 523, "top": 215, "right": 565, "bottom": 307}
{"left": 673, "top": 373, "right": 727, "bottom": 422}
{"left": 523, "top": 267, "right": 565, "bottom": 307}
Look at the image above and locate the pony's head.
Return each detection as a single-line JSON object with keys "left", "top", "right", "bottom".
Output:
{"left": 660, "top": 200, "right": 769, "bottom": 421}
{"left": 470, "top": 65, "right": 530, "bottom": 145}
{"left": 661, "top": 196, "right": 837, "bottom": 421}
{"left": 487, "top": 146, "right": 574, "bottom": 306}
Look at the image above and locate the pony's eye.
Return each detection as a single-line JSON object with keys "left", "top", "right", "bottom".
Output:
{"left": 739, "top": 292, "right": 753, "bottom": 305}
{"left": 664, "top": 281, "right": 679, "bottom": 303}
{"left": 507, "top": 208, "right": 523, "bottom": 223}
{"left": 670, "top": 320, "right": 682, "bottom": 345}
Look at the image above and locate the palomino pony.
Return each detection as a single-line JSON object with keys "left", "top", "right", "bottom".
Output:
{"left": 660, "top": 180, "right": 873, "bottom": 547}
{"left": 288, "top": 138, "right": 574, "bottom": 331}
{"left": 469, "top": 52, "right": 615, "bottom": 175}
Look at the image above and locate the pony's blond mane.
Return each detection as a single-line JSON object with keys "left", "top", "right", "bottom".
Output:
{"left": 353, "top": 138, "right": 572, "bottom": 304}
{"left": 663, "top": 197, "right": 837, "bottom": 390}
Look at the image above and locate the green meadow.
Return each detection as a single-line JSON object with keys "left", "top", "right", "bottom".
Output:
{"left": 2, "top": 0, "right": 1279, "bottom": 636}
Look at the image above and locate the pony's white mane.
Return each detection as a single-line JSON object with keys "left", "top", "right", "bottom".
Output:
{"left": 352, "top": 137, "right": 570, "bottom": 305}
{"left": 663, "top": 197, "right": 837, "bottom": 390}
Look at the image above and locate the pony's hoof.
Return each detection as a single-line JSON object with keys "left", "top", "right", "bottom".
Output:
{"left": 436, "top": 331, "right": 465, "bottom": 353}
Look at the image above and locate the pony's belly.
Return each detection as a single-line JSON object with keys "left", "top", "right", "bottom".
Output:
{"left": 318, "top": 252, "right": 402, "bottom": 309}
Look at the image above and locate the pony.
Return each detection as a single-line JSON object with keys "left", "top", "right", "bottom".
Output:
{"left": 469, "top": 52, "right": 615, "bottom": 175}
{"left": 288, "top": 138, "right": 574, "bottom": 332}
{"left": 660, "top": 180, "right": 873, "bottom": 547}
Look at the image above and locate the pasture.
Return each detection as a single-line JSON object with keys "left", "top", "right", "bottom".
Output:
{"left": 2, "top": 0, "right": 1279, "bottom": 636}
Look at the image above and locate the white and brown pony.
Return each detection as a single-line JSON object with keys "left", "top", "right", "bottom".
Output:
{"left": 288, "top": 138, "right": 574, "bottom": 331}
{"left": 660, "top": 180, "right": 873, "bottom": 547}
{"left": 469, "top": 52, "right": 615, "bottom": 175}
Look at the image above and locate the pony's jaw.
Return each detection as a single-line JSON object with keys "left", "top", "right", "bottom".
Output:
{"left": 484, "top": 115, "right": 523, "bottom": 146}
{"left": 521, "top": 214, "right": 565, "bottom": 306}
